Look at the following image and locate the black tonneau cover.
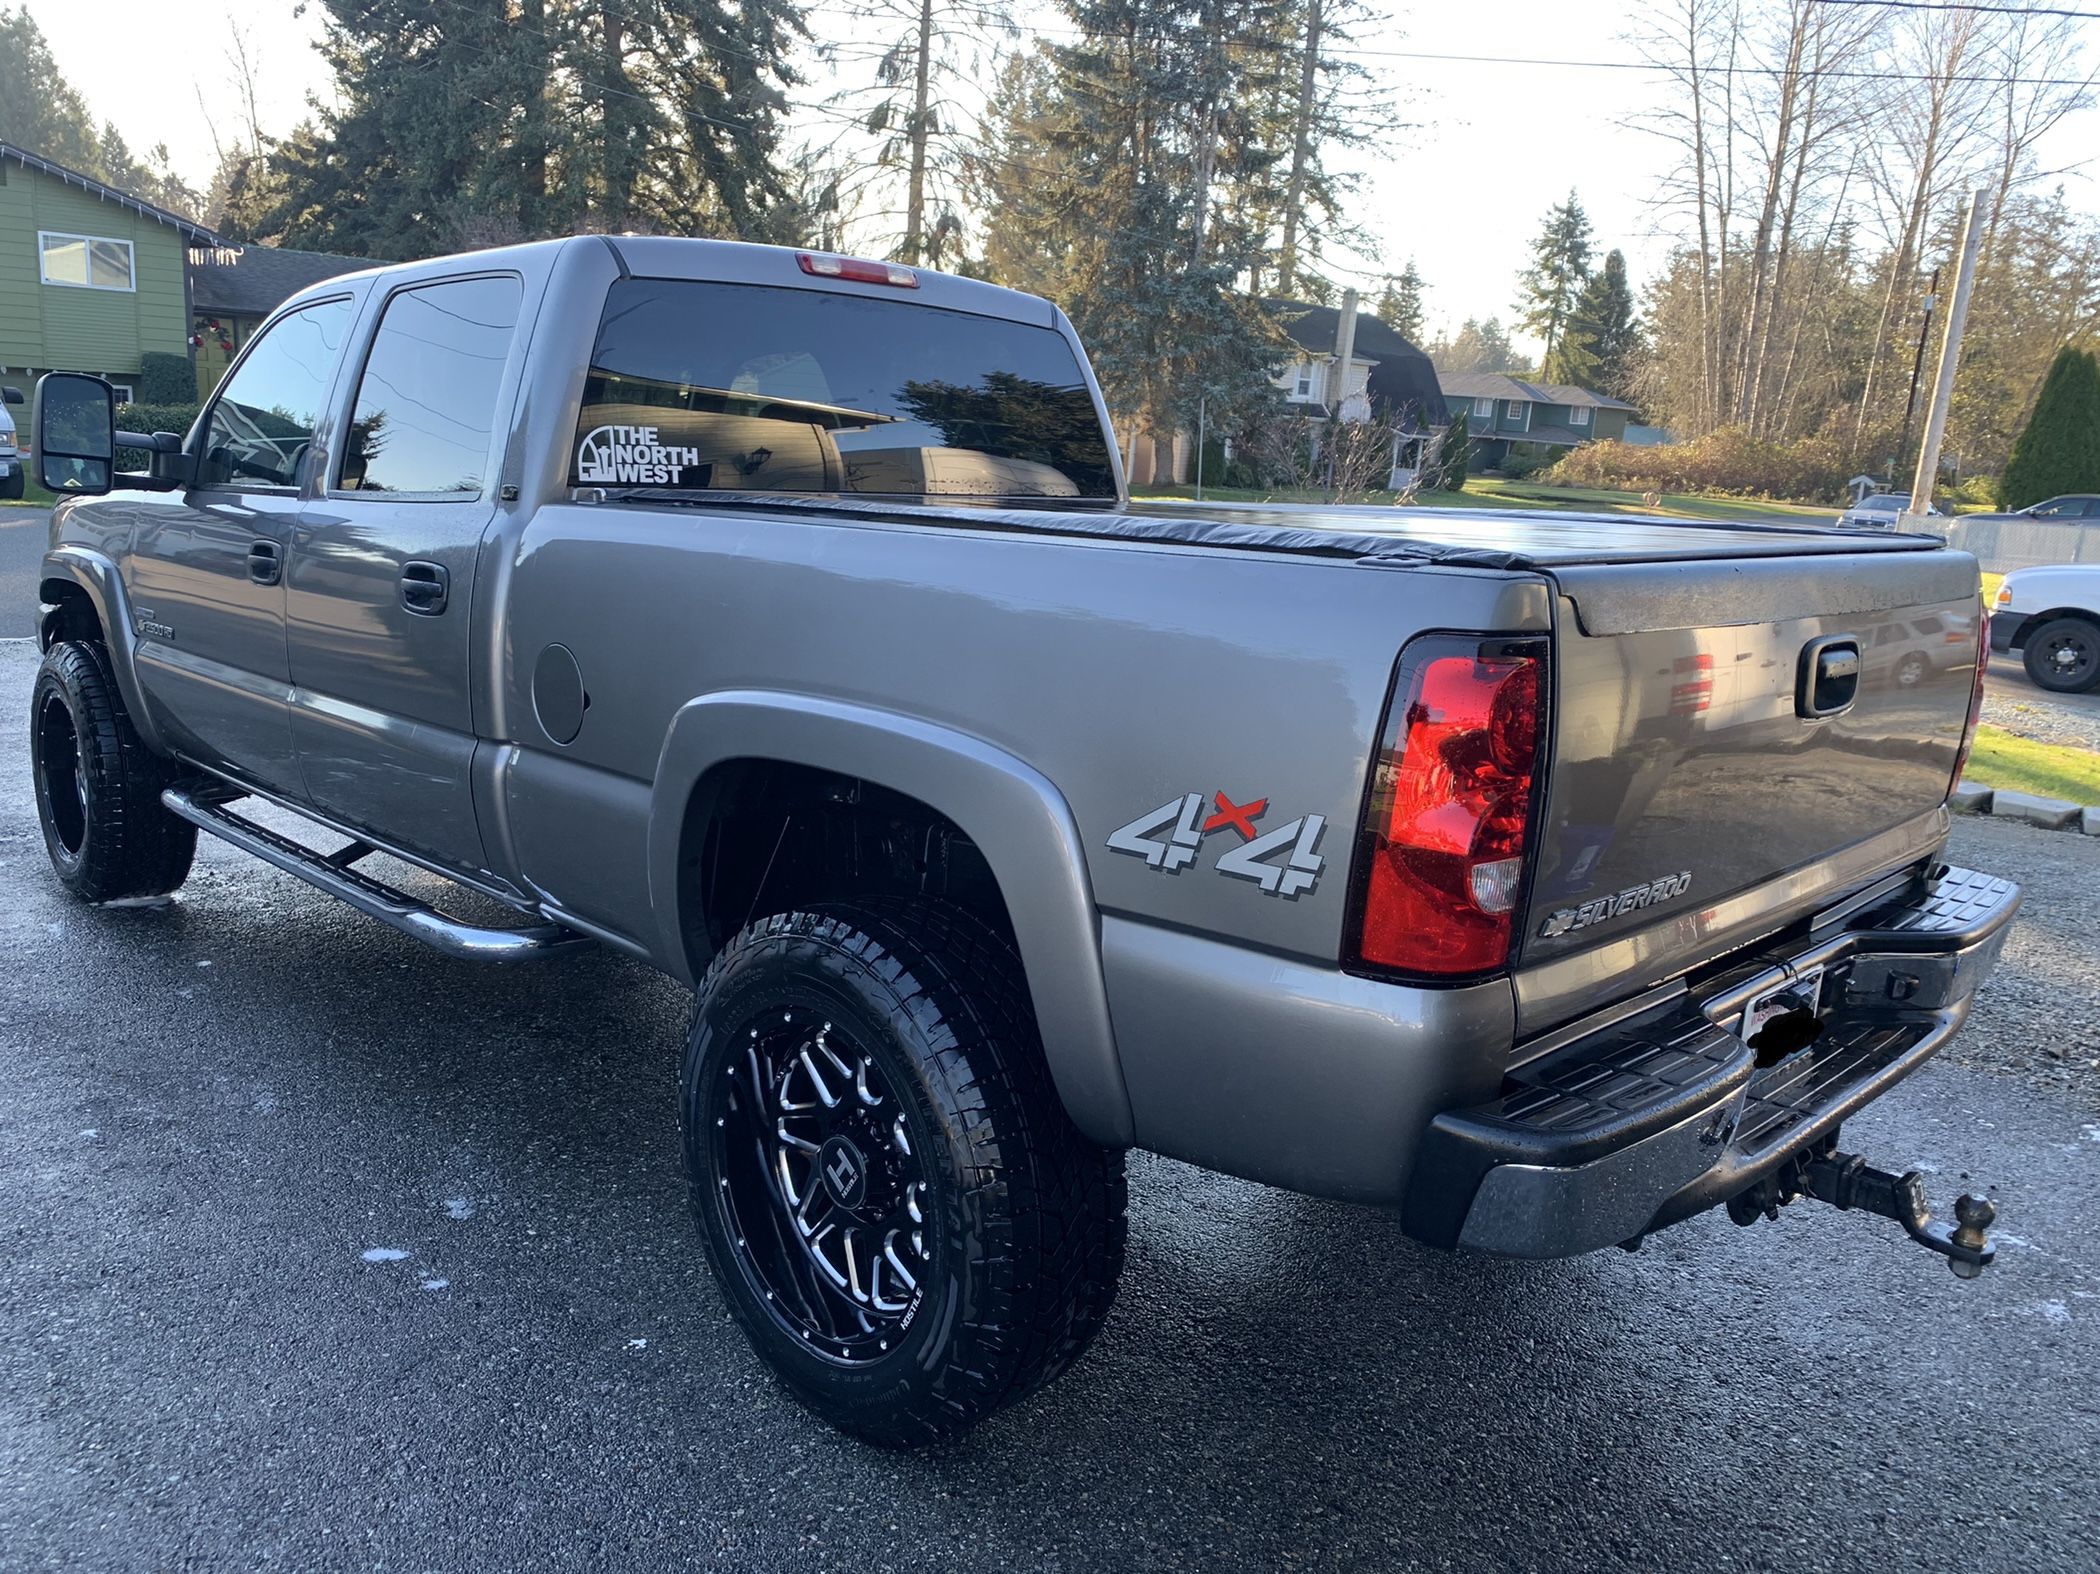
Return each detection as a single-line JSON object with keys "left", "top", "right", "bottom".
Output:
{"left": 597, "top": 490, "right": 1948, "bottom": 572}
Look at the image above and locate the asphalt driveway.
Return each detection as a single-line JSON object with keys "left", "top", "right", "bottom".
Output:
{"left": 0, "top": 507, "right": 47, "bottom": 637}
{"left": 1, "top": 640, "right": 2097, "bottom": 1572}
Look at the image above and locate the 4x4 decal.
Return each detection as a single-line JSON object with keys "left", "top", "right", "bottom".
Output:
{"left": 1107, "top": 790, "right": 1327, "bottom": 900}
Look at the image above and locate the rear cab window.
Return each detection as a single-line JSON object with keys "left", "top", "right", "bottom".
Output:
{"left": 572, "top": 280, "right": 1116, "bottom": 501}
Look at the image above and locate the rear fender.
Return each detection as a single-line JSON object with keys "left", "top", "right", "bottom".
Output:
{"left": 648, "top": 691, "right": 1134, "bottom": 1146}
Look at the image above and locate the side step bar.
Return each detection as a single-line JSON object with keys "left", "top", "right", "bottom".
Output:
{"left": 161, "top": 784, "right": 591, "bottom": 964}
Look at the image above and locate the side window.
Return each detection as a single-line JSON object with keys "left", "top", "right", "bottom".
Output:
{"left": 339, "top": 276, "right": 522, "bottom": 496}
{"left": 198, "top": 297, "right": 355, "bottom": 489}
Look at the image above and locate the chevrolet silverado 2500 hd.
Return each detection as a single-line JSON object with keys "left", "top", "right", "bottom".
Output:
{"left": 28, "top": 236, "right": 2017, "bottom": 1445}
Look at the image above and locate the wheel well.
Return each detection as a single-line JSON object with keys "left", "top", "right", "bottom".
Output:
{"left": 38, "top": 579, "right": 103, "bottom": 651}
{"left": 2012, "top": 607, "right": 2100, "bottom": 649}
{"left": 679, "top": 759, "right": 1017, "bottom": 968}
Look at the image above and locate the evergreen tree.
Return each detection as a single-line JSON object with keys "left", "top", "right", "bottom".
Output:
{"left": 1433, "top": 317, "right": 1517, "bottom": 375}
{"left": 0, "top": 8, "right": 199, "bottom": 216}
{"left": 267, "top": 0, "right": 806, "bottom": 258}
{"left": 1515, "top": 189, "right": 1593, "bottom": 374}
{"left": 1999, "top": 347, "right": 2100, "bottom": 511}
{"left": 1434, "top": 405, "right": 1469, "bottom": 492}
{"left": 1550, "top": 248, "right": 1637, "bottom": 393}
{"left": 1375, "top": 261, "right": 1425, "bottom": 344}
{"left": 980, "top": 0, "right": 1293, "bottom": 441}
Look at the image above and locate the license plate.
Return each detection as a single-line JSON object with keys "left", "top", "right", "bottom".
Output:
{"left": 1744, "top": 966, "right": 1825, "bottom": 1043}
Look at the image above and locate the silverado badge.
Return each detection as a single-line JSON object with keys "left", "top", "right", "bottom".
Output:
{"left": 1539, "top": 870, "right": 1693, "bottom": 939}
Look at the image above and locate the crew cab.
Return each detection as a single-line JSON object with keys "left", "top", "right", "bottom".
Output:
{"left": 28, "top": 237, "right": 2017, "bottom": 1445}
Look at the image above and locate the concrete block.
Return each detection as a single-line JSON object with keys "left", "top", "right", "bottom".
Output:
{"left": 2084, "top": 806, "right": 2100, "bottom": 837}
{"left": 1950, "top": 781, "right": 1994, "bottom": 815}
{"left": 1990, "top": 789, "right": 2081, "bottom": 830}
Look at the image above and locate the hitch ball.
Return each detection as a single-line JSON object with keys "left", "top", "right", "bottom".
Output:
{"left": 1949, "top": 1194, "right": 1997, "bottom": 1280}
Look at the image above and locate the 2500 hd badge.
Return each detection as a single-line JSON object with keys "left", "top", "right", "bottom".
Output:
{"left": 1538, "top": 870, "right": 1694, "bottom": 938}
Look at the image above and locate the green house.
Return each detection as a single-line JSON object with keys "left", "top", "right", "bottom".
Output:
{"left": 1435, "top": 371, "right": 1637, "bottom": 472}
{"left": 0, "top": 140, "right": 232, "bottom": 402}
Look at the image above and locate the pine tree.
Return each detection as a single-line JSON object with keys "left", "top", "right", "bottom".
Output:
{"left": 1550, "top": 248, "right": 1637, "bottom": 393}
{"left": 1999, "top": 347, "right": 2100, "bottom": 511}
{"left": 1515, "top": 190, "right": 1593, "bottom": 374}
{"left": 267, "top": 0, "right": 805, "bottom": 258}
{"left": 1435, "top": 405, "right": 1469, "bottom": 492}
{"left": 1375, "top": 261, "right": 1425, "bottom": 343}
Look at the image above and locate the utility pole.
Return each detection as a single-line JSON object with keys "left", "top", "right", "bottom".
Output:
{"left": 1326, "top": 289, "right": 1361, "bottom": 497}
{"left": 1897, "top": 266, "right": 1940, "bottom": 473}
{"left": 1906, "top": 191, "right": 1983, "bottom": 527}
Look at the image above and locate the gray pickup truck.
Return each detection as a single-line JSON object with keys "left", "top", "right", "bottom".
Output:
{"left": 27, "top": 236, "right": 2018, "bottom": 1445}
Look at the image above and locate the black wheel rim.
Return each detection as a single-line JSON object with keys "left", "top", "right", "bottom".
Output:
{"left": 710, "top": 1006, "right": 929, "bottom": 1365}
{"left": 34, "top": 688, "right": 88, "bottom": 858}
{"left": 2040, "top": 630, "right": 2097, "bottom": 686}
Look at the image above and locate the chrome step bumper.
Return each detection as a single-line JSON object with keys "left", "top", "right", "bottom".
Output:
{"left": 161, "top": 784, "right": 592, "bottom": 964}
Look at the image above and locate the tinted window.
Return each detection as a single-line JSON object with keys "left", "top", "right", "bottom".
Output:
{"left": 341, "top": 276, "right": 522, "bottom": 495}
{"left": 199, "top": 297, "right": 355, "bottom": 488}
{"left": 574, "top": 279, "right": 1115, "bottom": 499}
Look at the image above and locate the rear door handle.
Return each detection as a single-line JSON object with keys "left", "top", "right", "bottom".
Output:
{"left": 247, "top": 540, "right": 281, "bottom": 585}
{"left": 400, "top": 560, "right": 449, "bottom": 616}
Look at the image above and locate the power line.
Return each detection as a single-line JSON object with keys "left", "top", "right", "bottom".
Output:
{"left": 1813, "top": 0, "right": 2099, "bottom": 16}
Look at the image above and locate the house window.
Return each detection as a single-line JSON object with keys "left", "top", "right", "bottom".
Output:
{"left": 1504, "top": 400, "right": 1526, "bottom": 420}
{"left": 39, "top": 232, "right": 135, "bottom": 292}
{"left": 1295, "top": 367, "right": 1313, "bottom": 398}
{"left": 1473, "top": 397, "right": 1493, "bottom": 419}
{"left": 1569, "top": 405, "right": 1590, "bottom": 427}
{"left": 108, "top": 383, "right": 135, "bottom": 404}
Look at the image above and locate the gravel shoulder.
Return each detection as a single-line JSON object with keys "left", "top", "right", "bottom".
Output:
{"left": 1940, "top": 813, "right": 2100, "bottom": 1107}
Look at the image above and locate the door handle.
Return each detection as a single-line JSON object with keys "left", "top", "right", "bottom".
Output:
{"left": 400, "top": 560, "right": 449, "bottom": 616}
{"left": 247, "top": 540, "right": 281, "bottom": 585}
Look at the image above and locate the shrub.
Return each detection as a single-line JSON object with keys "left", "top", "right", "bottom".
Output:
{"left": 1540, "top": 424, "right": 1864, "bottom": 503}
{"left": 115, "top": 402, "right": 200, "bottom": 472}
{"left": 1498, "top": 442, "right": 1546, "bottom": 479}
{"left": 138, "top": 351, "right": 196, "bottom": 405}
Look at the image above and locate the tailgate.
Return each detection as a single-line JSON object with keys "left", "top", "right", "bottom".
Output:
{"left": 1515, "top": 551, "right": 1981, "bottom": 1028}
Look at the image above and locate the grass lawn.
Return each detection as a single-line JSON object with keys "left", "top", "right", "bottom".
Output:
{"left": 1133, "top": 478, "right": 1839, "bottom": 523}
{"left": 1963, "top": 724, "right": 2100, "bottom": 805}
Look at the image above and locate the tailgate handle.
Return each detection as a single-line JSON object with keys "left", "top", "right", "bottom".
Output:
{"left": 1799, "top": 636, "right": 1861, "bottom": 718}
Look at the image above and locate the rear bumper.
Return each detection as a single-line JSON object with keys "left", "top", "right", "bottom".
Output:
{"left": 1402, "top": 865, "right": 2021, "bottom": 1257}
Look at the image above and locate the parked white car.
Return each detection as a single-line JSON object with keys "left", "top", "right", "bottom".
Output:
{"left": 0, "top": 387, "right": 24, "bottom": 500}
{"left": 1835, "top": 491, "right": 1947, "bottom": 530}
{"left": 1992, "top": 563, "right": 2100, "bottom": 693}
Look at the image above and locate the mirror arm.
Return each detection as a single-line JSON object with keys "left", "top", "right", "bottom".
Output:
{"left": 116, "top": 429, "right": 194, "bottom": 491}
{"left": 115, "top": 429, "right": 183, "bottom": 455}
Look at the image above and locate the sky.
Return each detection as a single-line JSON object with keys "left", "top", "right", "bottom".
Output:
{"left": 27, "top": 0, "right": 2100, "bottom": 353}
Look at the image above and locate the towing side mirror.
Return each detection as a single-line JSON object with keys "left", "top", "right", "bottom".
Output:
{"left": 32, "top": 372, "right": 116, "bottom": 496}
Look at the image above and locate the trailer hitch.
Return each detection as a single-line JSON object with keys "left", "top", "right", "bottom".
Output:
{"left": 1727, "top": 1144, "right": 1997, "bottom": 1278}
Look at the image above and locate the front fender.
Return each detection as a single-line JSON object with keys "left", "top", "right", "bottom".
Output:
{"left": 648, "top": 691, "right": 1134, "bottom": 1147}
{"left": 38, "top": 545, "right": 169, "bottom": 755}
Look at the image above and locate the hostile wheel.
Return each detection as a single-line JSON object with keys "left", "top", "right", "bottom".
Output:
{"left": 30, "top": 640, "right": 195, "bottom": 901}
{"left": 682, "top": 900, "right": 1126, "bottom": 1446}
{"left": 2022, "top": 616, "right": 2100, "bottom": 694}
{"left": 1893, "top": 651, "right": 1930, "bottom": 689}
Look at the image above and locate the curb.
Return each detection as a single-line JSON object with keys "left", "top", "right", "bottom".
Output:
{"left": 1952, "top": 780, "right": 2100, "bottom": 835}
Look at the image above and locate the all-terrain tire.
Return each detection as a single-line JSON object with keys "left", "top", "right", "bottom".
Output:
{"left": 681, "top": 898, "right": 1127, "bottom": 1446}
{"left": 30, "top": 640, "right": 195, "bottom": 901}
{"left": 2022, "top": 616, "right": 2100, "bottom": 694}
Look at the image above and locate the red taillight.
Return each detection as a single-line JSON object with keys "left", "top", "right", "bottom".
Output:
{"left": 1952, "top": 598, "right": 1988, "bottom": 788}
{"left": 797, "top": 251, "right": 919, "bottom": 288}
{"left": 1349, "top": 636, "right": 1546, "bottom": 978}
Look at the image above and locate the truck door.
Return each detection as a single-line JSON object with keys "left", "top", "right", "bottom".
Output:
{"left": 126, "top": 295, "right": 359, "bottom": 799}
{"left": 286, "top": 273, "right": 524, "bottom": 877}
